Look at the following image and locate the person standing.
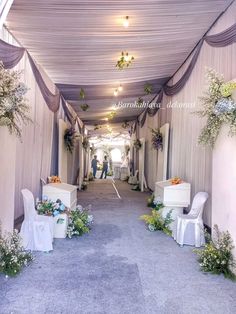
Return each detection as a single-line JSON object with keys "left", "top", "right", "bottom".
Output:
{"left": 100, "top": 155, "right": 109, "bottom": 179}
{"left": 91, "top": 155, "right": 98, "bottom": 179}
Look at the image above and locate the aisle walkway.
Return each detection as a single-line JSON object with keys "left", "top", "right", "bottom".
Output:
{"left": 0, "top": 180, "right": 236, "bottom": 314}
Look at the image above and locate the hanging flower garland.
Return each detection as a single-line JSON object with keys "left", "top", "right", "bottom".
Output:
{"left": 0, "top": 62, "right": 31, "bottom": 138}
{"left": 133, "top": 139, "right": 142, "bottom": 150}
{"left": 196, "top": 69, "right": 236, "bottom": 147}
{"left": 150, "top": 128, "right": 163, "bottom": 150}
{"left": 64, "top": 127, "right": 80, "bottom": 153}
{"left": 79, "top": 88, "right": 90, "bottom": 112}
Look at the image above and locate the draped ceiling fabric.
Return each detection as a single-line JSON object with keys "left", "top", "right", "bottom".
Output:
{"left": 139, "top": 21, "right": 236, "bottom": 127}
{"left": 5, "top": 0, "right": 233, "bottom": 128}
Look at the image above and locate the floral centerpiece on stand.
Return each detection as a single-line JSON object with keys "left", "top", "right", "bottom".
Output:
{"left": 67, "top": 205, "right": 93, "bottom": 238}
{"left": 0, "top": 222, "right": 33, "bottom": 277}
{"left": 48, "top": 176, "right": 61, "bottom": 183}
{"left": 36, "top": 198, "right": 66, "bottom": 217}
{"left": 196, "top": 69, "right": 236, "bottom": 147}
{"left": 170, "top": 177, "right": 182, "bottom": 185}
{"left": 0, "top": 62, "right": 31, "bottom": 138}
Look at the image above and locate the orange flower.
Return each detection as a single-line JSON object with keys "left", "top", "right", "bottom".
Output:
{"left": 170, "top": 177, "right": 182, "bottom": 185}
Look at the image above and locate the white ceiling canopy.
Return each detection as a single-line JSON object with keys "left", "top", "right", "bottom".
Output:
{"left": 5, "top": 0, "right": 232, "bottom": 130}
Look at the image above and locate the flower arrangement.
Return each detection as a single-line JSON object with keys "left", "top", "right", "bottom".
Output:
{"left": 140, "top": 209, "right": 173, "bottom": 235}
{"left": 81, "top": 181, "right": 88, "bottom": 190}
{"left": 0, "top": 62, "right": 31, "bottom": 138}
{"left": 133, "top": 139, "right": 142, "bottom": 150}
{"left": 170, "top": 177, "right": 182, "bottom": 185}
{"left": 137, "top": 97, "right": 144, "bottom": 107}
{"left": 64, "top": 127, "right": 80, "bottom": 153}
{"left": 67, "top": 205, "right": 93, "bottom": 238}
{"left": 80, "top": 103, "right": 89, "bottom": 111}
{"left": 147, "top": 195, "right": 164, "bottom": 210}
{"left": 82, "top": 137, "right": 89, "bottom": 151}
{"left": 79, "top": 88, "right": 90, "bottom": 112}
{"left": 36, "top": 198, "right": 66, "bottom": 216}
{"left": 144, "top": 83, "right": 153, "bottom": 95}
{"left": 48, "top": 176, "right": 61, "bottom": 183}
{"left": 194, "top": 225, "right": 236, "bottom": 280}
{"left": 116, "top": 51, "right": 134, "bottom": 70}
{"left": 196, "top": 69, "right": 236, "bottom": 147}
{"left": 122, "top": 121, "right": 130, "bottom": 129}
{"left": 0, "top": 223, "right": 33, "bottom": 277}
{"left": 151, "top": 128, "right": 163, "bottom": 150}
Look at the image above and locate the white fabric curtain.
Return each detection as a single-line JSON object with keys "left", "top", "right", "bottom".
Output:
{"left": 138, "top": 2, "right": 236, "bottom": 227}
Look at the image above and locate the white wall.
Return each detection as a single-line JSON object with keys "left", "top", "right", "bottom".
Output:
{"left": 212, "top": 126, "right": 236, "bottom": 258}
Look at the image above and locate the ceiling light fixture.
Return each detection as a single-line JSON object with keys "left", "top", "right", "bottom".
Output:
{"left": 118, "top": 84, "right": 123, "bottom": 92}
{"left": 123, "top": 16, "right": 129, "bottom": 28}
{"left": 114, "top": 89, "right": 118, "bottom": 96}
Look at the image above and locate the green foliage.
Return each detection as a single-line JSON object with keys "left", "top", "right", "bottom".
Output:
{"left": 64, "top": 127, "right": 80, "bottom": 153}
{"left": 140, "top": 209, "right": 173, "bottom": 236}
{"left": 79, "top": 88, "right": 85, "bottom": 99}
{"left": 80, "top": 103, "right": 89, "bottom": 111}
{"left": 67, "top": 207, "right": 93, "bottom": 238}
{"left": 144, "top": 83, "right": 153, "bottom": 95}
{"left": 0, "top": 223, "right": 33, "bottom": 277}
{"left": 194, "top": 225, "right": 236, "bottom": 280}
{"left": 116, "top": 51, "right": 134, "bottom": 70}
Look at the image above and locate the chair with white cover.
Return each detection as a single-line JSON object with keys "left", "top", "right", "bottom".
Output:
{"left": 128, "top": 170, "right": 139, "bottom": 185}
{"left": 173, "top": 192, "right": 209, "bottom": 247}
{"left": 20, "top": 189, "right": 54, "bottom": 252}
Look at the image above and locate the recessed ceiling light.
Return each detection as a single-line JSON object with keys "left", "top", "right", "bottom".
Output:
{"left": 123, "top": 16, "right": 129, "bottom": 28}
{"left": 114, "top": 89, "right": 118, "bottom": 96}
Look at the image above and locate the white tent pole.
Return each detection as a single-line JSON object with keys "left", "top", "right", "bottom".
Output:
{"left": 0, "top": 0, "right": 14, "bottom": 29}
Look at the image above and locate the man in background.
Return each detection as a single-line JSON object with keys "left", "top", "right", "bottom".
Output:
{"left": 91, "top": 155, "right": 98, "bottom": 179}
{"left": 100, "top": 156, "right": 109, "bottom": 179}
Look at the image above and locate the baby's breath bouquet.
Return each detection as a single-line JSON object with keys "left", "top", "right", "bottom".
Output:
{"left": 196, "top": 69, "right": 236, "bottom": 147}
{"left": 0, "top": 223, "right": 33, "bottom": 277}
{"left": 0, "top": 62, "right": 31, "bottom": 138}
{"left": 194, "top": 225, "right": 236, "bottom": 280}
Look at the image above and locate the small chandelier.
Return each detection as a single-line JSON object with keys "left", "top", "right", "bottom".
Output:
{"left": 116, "top": 51, "right": 134, "bottom": 70}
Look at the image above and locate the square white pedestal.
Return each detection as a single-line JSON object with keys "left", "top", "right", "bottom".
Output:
{"left": 53, "top": 213, "right": 68, "bottom": 238}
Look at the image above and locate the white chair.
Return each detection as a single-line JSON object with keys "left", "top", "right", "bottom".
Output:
{"left": 173, "top": 192, "right": 209, "bottom": 247}
{"left": 20, "top": 189, "right": 54, "bottom": 252}
{"left": 128, "top": 170, "right": 139, "bottom": 185}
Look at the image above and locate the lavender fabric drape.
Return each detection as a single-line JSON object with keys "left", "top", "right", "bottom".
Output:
{"left": 205, "top": 22, "right": 236, "bottom": 47}
{"left": 163, "top": 40, "right": 204, "bottom": 96}
{"left": 0, "top": 38, "right": 25, "bottom": 68}
{"left": 139, "top": 22, "right": 236, "bottom": 127}
{"left": 27, "top": 52, "right": 60, "bottom": 113}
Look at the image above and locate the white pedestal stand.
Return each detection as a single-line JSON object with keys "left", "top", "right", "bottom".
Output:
{"left": 53, "top": 213, "right": 68, "bottom": 238}
{"left": 160, "top": 206, "right": 184, "bottom": 231}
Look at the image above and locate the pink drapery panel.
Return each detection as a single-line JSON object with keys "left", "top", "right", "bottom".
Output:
{"left": 139, "top": 22, "right": 236, "bottom": 127}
